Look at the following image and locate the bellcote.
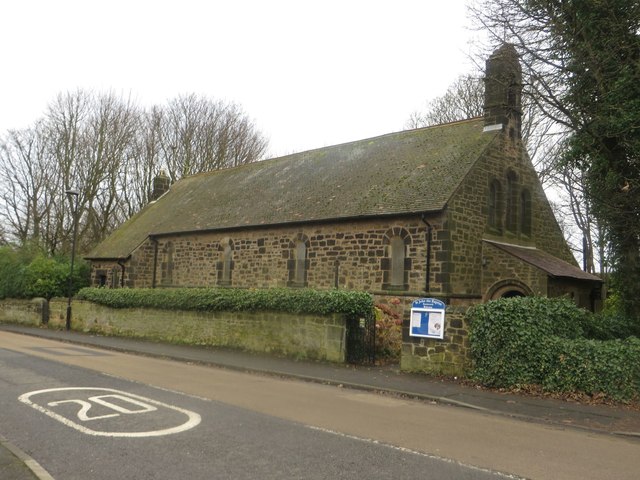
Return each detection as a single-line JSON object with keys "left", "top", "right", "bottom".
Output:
{"left": 483, "top": 44, "right": 522, "bottom": 139}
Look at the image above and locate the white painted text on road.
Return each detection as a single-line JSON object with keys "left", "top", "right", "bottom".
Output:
{"left": 19, "top": 387, "right": 201, "bottom": 437}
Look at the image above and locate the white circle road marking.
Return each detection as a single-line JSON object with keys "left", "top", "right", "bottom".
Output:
{"left": 19, "top": 387, "right": 201, "bottom": 437}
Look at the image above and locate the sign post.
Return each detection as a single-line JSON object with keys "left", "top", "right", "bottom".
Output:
{"left": 409, "top": 298, "right": 446, "bottom": 339}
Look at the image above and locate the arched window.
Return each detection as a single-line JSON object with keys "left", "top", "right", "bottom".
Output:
{"left": 217, "top": 239, "right": 234, "bottom": 286}
{"left": 520, "top": 189, "right": 532, "bottom": 236}
{"left": 390, "top": 236, "right": 406, "bottom": 287}
{"left": 288, "top": 234, "right": 309, "bottom": 287}
{"left": 505, "top": 171, "right": 518, "bottom": 233}
{"left": 295, "top": 241, "right": 307, "bottom": 284}
{"left": 488, "top": 179, "right": 502, "bottom": 230}
{"left": 382, "top": 228, "right": 411, "bottom": 290}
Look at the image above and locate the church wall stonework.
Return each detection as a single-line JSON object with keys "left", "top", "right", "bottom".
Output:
{"left": 120, "top": 216, "right": 450, "bottom": 295}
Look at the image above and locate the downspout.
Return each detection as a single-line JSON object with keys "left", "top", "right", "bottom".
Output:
{"left": 117, "top": 258, "right": 126, "bottom": 288}
{"left": 151, "top": 237, "right": 159, "bottom": 288}
{"left": 420, "top": 214, "right": 432, "bottom": 294}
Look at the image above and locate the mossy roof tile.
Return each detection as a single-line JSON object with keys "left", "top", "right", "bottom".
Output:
{"left": 88, "top": 118, "right": 496, "bottom": 259}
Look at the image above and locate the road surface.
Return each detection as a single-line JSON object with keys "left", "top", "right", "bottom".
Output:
{"left": 1, "top": 331, "right": 638, "bottom": 479}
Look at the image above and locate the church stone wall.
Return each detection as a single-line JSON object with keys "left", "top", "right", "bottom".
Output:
{"left": 119, "top": 216, "right": 448, "bottom": 295}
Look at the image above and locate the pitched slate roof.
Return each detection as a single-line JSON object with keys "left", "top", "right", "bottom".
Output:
{"left": 485, "top": 241, "right": 602, "bottom": 282}
{"left": 88, "top": 118, "right": 497, "bottom": 260}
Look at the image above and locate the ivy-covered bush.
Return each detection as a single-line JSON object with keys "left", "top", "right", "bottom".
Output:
{"left": 581, "top": 292, "right": 640, "bottom": 340}
{"left": 468, "top": 296, "right": 640, "bottom": 401}
{"left": 582, "top": 312, "right": 640, "bottom": 340}
{"left": 469, "top": 296, "right": 588, "bottom": 386}
{"left": 542, "top": 336, "right": 640, "bottom": 400}
{"left": 77, "top": 287, "right": 374, "bottom": 321}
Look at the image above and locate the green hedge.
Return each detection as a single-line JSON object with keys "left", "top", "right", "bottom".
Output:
{"left": 77, "top": 287, "right": 375, "bottom": 320}
{"left": 468, "top": 297, "right": 640, "bottom": 401}
{"left": 541, "top": 336, "right": 640, "bottom": 400}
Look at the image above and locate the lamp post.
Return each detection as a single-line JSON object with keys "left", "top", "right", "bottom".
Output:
{"left": 65, "top": 189, "right": 79, "bottom": 331}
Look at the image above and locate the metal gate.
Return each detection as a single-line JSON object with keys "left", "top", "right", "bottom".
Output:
{"left": 345, "top": 315, "right": 376, "bottom": 365}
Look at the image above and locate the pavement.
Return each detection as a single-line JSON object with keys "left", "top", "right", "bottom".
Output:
{"left": 2, "top": 323, "right": 640, "bottom": 479}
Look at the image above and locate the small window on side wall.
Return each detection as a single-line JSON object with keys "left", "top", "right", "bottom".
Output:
{"left": 488, "top": 179, "right": 502, "bottom": 231}
{"left": 217, "top": 239, "right": 234, "bottom": 286}
{"left": 505, "top": 170, "right": 518, "bottom": 233}
{"left": 520, "top": 189, "right": 532, "bottom": 236}
{"left": 161, "top": 241, "right": 174, "bottom": 286}
{"left": 287, "top": 234, "right": 309, "bottom": 287}
{"left": 390, "top": 236, "right": 405, "bottom": 287}
{"left": 382, "top": 228, "right": 411, "bottom": 291}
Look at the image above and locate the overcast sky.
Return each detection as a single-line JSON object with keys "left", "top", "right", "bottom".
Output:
{"left": 0, "top": 0, "right": 483, "bottom": 158}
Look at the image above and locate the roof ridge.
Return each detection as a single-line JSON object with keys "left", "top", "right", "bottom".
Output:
{"left": 179, "top": 117, "right": 488, "bottom": 183}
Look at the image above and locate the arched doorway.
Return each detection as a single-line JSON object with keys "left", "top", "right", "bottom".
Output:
{"left": 485, "top": 280, "right": 533, "bottom": 301}
{"left": 501, "top": 290, "right": 525, "bottom": 298}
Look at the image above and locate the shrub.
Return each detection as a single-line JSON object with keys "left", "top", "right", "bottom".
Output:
{"left": 24, "top": 255, "right": 69, "bottom": 299}
{"left": 0, "top": 246, "right": 90, "bottom": 300}
{"left": 374, "top": 304, "right": 402, "bottom": 361}
{"left": 77, "top": 287, "right": 375, "bottom": 321}
{"left": 542, "top": 336, "right": 640, "bottom": 401}
{"left": 469, "top": 297, "right": 588, "bottom": 387}
{"left": 582, "top": 288, "right": 640, "bottom": 340}
{"left": 468, "top": 296, "right": 640, "bottom": 401}
{"left": 0, "top": 246, "right": 27, "bottom": 299}
{"left": 582, "top": 312, "right": 639, "bottom": 340}
{"left": 24, "top": 255, "right": 91, "bottom": 300}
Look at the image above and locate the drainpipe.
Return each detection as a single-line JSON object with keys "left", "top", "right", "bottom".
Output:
{"left": 151, "top": 237, "right": 159, "bottom": 288}
{"left": 420, "top": 214, "right": 432, "bottom": 294}
{"left": 117, "top": 259, "right": 126, "bottom": 288}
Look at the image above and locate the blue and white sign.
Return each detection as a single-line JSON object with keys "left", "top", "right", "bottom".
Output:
{"left": 410, "top": 298, "right": 446, "bottom": 339}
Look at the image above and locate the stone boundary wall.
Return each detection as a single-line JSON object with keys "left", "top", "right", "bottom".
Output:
{"left": 400, "top": 306, "right": 471, "bottom": 377}
{"left": 0, "top": 298, "right": 346, "bottom": 363}
{"left": 0, "top": 298, "right": 475, "bottom": 374}
{"left": 0, "top": 298, "right": 47, "bottom": 326}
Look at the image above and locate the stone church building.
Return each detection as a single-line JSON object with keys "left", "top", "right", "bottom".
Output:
{"left": 87, "top": 45, "right": 602, "bottom": 315}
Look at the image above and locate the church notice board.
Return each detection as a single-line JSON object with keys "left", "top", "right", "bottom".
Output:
{"left": 409, "top": 298, "right": 445, "bottom": 339}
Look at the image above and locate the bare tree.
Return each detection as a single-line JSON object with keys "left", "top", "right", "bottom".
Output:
{"left": 45, "top": 90, "right": 92, "bottom": 254}
{"left": 120, "top": 106, "right": 164, "bottom": 216}
{"left": 407, "top": 74, "right": 485, "bottom": 128}
{"left": 0, "top": 122, "right": 56, "bottom": 249}
{"left": 0, "top": 91, "right": 269, "bottom": 255}
{"left": 79, "top": 93, "right": 141, "bottom": 248}
{"left": 156, "top": 94, "right": 268, "bottom": 182}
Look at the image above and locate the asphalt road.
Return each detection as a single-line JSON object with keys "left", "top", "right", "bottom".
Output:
{"left": 1, "top": 335, "right": 513, "bottom": 480}
{"left": 1, "top": 331, "right": 639, "bottom": 480}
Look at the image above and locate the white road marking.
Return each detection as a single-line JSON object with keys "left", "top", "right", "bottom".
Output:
{"left": 0, "top": 433, "right": 56, "bottom": 480}
{"left": 19, "top": 387, "right": 201, "bottom": 437}
{"left": 305, "top": 425, "right": 528, "bottom": 480}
